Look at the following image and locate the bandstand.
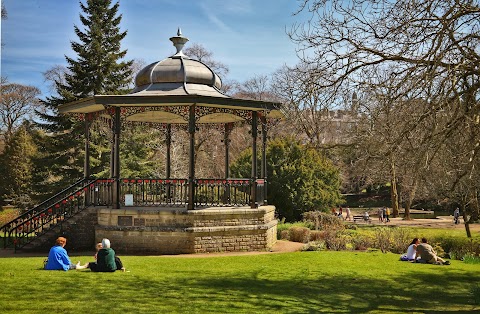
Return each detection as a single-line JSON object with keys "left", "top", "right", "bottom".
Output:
{"left": 49, "top": 30, "right": 283, "bottom": 254}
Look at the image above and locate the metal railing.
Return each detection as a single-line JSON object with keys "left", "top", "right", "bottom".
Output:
{"left": 194, "top": 178, "right": 251, "bottom": 207}
{"left": 119, "top": 178, "right": 255, "bottom": 207}
{"left": 1, "top": 178, "right": 98, "bottom": 250}
{"left": 120, "top": 178, "right": 188, "bottom": 207}
{"left": 1, "top": 177, "right": 267, "bottom": 250}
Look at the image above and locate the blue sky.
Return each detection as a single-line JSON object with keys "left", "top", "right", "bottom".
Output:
{"left": 1, "top": 0, "right": 305, "bottom": 97}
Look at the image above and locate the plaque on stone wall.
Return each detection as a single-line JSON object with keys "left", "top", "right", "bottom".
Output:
{"left": 118, "top": 216, "right": 133, "bottom": 226}
{"left": 134, "top": 218, "right": 146, "bottom": 226}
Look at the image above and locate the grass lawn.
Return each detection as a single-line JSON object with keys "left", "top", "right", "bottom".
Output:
{"left": 1, "top": 250, "right": 479, "bottom": 313}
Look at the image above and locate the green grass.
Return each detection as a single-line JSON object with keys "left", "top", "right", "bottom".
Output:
{"left": 1, "top": 251, "right": 479, "bottom": 313}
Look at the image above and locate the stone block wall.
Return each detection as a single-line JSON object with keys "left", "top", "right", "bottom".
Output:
{"left": 94, "top": 206, "right": 277, "bottom": 255}
{"left": 63, "top": 207, "right": 98, "bottom": 251}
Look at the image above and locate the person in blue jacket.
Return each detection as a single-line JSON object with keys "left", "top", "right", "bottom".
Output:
{"left": 44, "top": 237, "right": 86, "bottom": 271}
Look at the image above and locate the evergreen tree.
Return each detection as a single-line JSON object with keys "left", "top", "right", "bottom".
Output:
{"left": 34, "top": 0, "right": 132, "bottom": 197}
{"left": 0, "top": 125, "right": 37, "bottom": 209}
{"left": 231, "top": 137, "right": 343, "bottom": 222}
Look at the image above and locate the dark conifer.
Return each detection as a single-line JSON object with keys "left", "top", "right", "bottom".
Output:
{"left": 34, "top": 0, "right": 132, "bottom": 197}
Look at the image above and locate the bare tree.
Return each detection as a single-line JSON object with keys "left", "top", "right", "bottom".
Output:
{"left": 290, "top": 0, "right": 479, "bottom": 157}
{"left": 235, "top": 74, "right": 271, "bottom": 100}
{"left": 271, "top": 63, "right": 354, "bottom": 149}
{"left": 0, "top": 81, "right": 41, "bottom": 142}
{"left": 43, "top": 65, "right": 69, "bottom": 95}
{"left": 128, "top": 58, "right": 146, "bottom": 90}
{"left": 289, "top": 0, "right": 479, "bottom": 219}
{"left": 184, "top": 43, "right": 229, "bottom": 80}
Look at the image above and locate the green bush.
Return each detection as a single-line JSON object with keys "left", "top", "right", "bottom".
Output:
{"left": 430, "top": 237, "right": 480, "bottom": 260}
{"left": 463, "top": 255, "right": 480, "bottom": 264}
{"left": 276, "top": 221, "right": 311, "bottom": 239}
{"left": 231, "top": 137, "right": 343, "bottom": 222}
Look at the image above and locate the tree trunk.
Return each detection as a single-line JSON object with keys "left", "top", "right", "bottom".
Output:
{"left": 461, "top": 202, "right": 472, "bottom": 238}
{"left": 390, "top": 158, "right": 399, "bottom": 217}
{"left": 404, "top": 179, "right": 417, "bottom": 220}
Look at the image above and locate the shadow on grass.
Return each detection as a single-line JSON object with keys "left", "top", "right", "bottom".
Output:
{"left": 64, "top": 266, "right": 479, "bottom": 313}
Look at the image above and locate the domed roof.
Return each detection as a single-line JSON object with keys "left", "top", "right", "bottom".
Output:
{"left": 131, "top": 29, "right": 225, "bottom": 98}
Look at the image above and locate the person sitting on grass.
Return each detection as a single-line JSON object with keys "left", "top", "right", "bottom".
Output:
{"left": 400, "top": 238, "right": 419, "bottom": 261}
{"left": 86, "top": 238, "right": 125, "bottom": 272}
{"left": 413, "top": 238, "right": 450, "bottom": 265}
{"left": 44, "top": 237, "right": 87, "bottom": 271}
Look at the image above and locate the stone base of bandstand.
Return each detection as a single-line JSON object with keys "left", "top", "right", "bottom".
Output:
{"left": 94, "top": 205, "right": 277, "bottom": 255}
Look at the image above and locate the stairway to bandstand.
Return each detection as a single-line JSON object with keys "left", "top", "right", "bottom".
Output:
{"left": 0, "top": 178, "right": 103, "bottom": 253}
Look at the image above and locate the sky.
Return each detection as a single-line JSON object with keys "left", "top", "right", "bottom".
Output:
{"left": 1, "top": 0, "right": 307, "bottom": 97}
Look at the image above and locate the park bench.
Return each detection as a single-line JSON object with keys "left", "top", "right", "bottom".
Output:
{"left": 353, "top": 215, "right": 371, "bottom": 223}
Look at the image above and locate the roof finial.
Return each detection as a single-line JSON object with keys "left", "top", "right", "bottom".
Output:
{"left": 169, "top": 28, "right": 189, "bottom": 57}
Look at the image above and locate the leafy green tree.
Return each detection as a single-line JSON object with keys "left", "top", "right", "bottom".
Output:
{"left": 0, "top": 124, "right": 37, "bottom": 209}
{"left": 231, "top": 137, "right": 343, "bottom": 221}
{"left": 34, "top": 0, "right": 132, "bottom": 196}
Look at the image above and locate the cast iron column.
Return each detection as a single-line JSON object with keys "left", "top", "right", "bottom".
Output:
{"left": 110, "top": 119, "right": 115, "bottom": 178}
{"left": 166, "top": 124, "right": 172, "bottom": 178}
{"left": 113, "top": 107, "right": 121, "bottom": 209}
{"left": 224, "top": 123, "right": 232, "bottom": 203}
{"left": 187, "top": 105, "right": 196, "bottom": 210}
{"left": 261, "top": 116, "right": 267, "bottom": 205}
{"left": 166, "top": 124, "right": 172, "bottom": 202}
{"left": 84, "top": 115, "right": 91, "bottom": 179}
{"left": 250, "top": 111, "right": 258, "bottom": 208}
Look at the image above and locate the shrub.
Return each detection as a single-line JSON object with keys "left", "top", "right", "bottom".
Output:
{"left": 309, "top": 230, "right": 324, "bottom": 241}
{"left": 289, "top": 226, "right": 310, "bottom": 243}
{"left": 370, "top": 227, "right": 414, "bottom": 254}
{"left": 463, "top": 255, "right": 480, "bottom": 264}
{"left": 280, "top": 230, "right": 290, "bottom": 241}
{"left": 430, "top": 237, "right": 480, "bottom": 260}
{"left": 373, "top": 227, "right": 393, "bottom": 253}
{"left": 302, "top": 241, "right": 325, "bottom": 251}
{"left": 389, "top": 228, "right": 413, "bottom": 254}
{"left": 351, "top": 234, "right": 374, "bottom": 251}
{"left": 0, "top": 208, "right": 21, "bottom": 226}
{"left": 276, "top": 221, "right": 311, "bottom": 239}
{"left": 303, "top": 211, "right": 344, "bottom": 231}
{"left": 323, "top": 230, "right": 349, "bottom": 251}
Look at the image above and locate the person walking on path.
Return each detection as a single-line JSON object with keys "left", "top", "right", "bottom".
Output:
{"left": 377, "top": 208, "right": 384, "bottom": 222}
{"left": 338, "top": 207, "right": 344, "bottom": 220}
{"left": 454, "top": 208, "right": 460, "bottom": 224}
{"left": 345, "top": 207, "right": 351, "bottom": 221}
{"left": 384, "top": 207, "right": 390, "bottom": 222}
